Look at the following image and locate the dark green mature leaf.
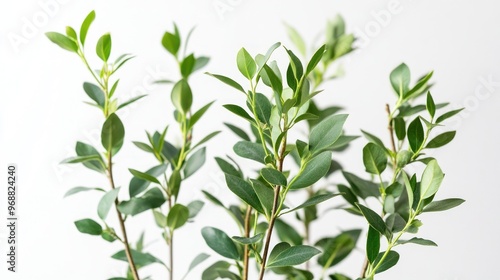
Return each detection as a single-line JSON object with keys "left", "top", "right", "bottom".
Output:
{"left": 75, "top": 219, "right": 102, "bottom": 235}
{"left": 420, "top": 160, "right": 444, "bottom": 200}
{"left": 202, "top": 191, "right": 226, "bottom": 208}
{"left": 46, "top": 32, "right": 78, "bottom": 52}
{"left": 97, "top": 188, "right": 120, "bottom": 220}
{"left": 423, "top": 198, "right": 464, "bottom": 213}
{"left": 407, "top": 117, "right": 424, "bottom": 152}
{"left": 285, "top": 48, "right": 304, "bottom": 82}
{"left": 251, "top": 180, "right": 274, "bottom": 217}
{"left": 171, "top": 79, "right": 193, "bottom": 113}
{"left": 181, "top": 253, "right": 210, "bottom": 280}
{"left": 129, "top": 164, "right": 167, "bottom": 197}
{"left": 397, "top": 237, "right": 437, "bottom": 246}
{"left": 261, "top": 168, "right": 287, "bottom": 186}
{"left": 289, "top": 151, "right": 332, "bottom": 189}
{"left": 96, "top": 33, "right": 111, "bottom": 61}
{"left": 112, "top": 249, "right": 163, "bottom": 267}
{"left": 75, "top": 141, "right": 105, "bottom": 173}
{"left": 223, "top": 104, "right": 254, "bottom": 122}
{"left": 436, "top": 108, "right": 464, "bottom": 123}
{"left": 275, "top": 219, "right": 303, "bottom": 246}
{"left": 267, "top": 245, "right": 320, "bottom": 268}
{"left": 426, "top": 92, "right": 436, "bottom": 118}
{"left": 254, "top": 93, "right": 272, "bottom": 123}
{"left": 201, "top": 227, "right": 240, "bottom": 260}
{"left": 215, "top": 157, "right": 242, "bottom": 178}
{"left": 337, "top": 184, "right": 358, "bottom": 207}
{"left": 426, "top": 131, "right": 456, "bottom": 149}
{"left": 162, "top": 31, "right": 180, "bottom": 56}
{"left": 263, "top": 65, "right": 283, "bottom": 95}
{"left": 167, "top": 204, "right": 189, "bottom": 230}
{"left": 201, "top": 261, "right": 231, "bottom": 280}
{"left": 101, "top": 113, "right": 125, "bottom": 155}
{"left": 309, "top": 114, "right": 348, "bottom": 154}
{"left": 367, "top": 226, "right": 380, "bottom": 263}
{"left": 316, "top": 230, "right": 361, "bottom": 268}
{"left": 342, "top": 172, "right": 380, "bottom": 199}
{"left": 329, "top": 273, "right": 352, "bottom": 280}
{"left": 232, "top": 233, "right": 264, "bottom": 245}
{"left": 224, "top": 123, "right": 250, "bottom": 141}
{"left": 306, "top": 45, "right": 326, "bottom": 74}
{"left": 394, "top": 117, "right": 406, "bottom": 141}
{"left": 357, "top": 204, "right": 387, "bottom": 236}
{"left": 129, "top": 168, "right": 161, "bottom": 185}
{"left": 283, "top": 193, "right": 340, "bottom": 214}
{"left": 118, "top": 188, "right": 166, "bottom": 216}
{"left": 184, "top": 147, "right": 206, "bottom": 178}
{"left": 362, "top": 143, "right": 387, "bottom": 175}
{"left": 83, "top": 82, "right": 105, "bottom": 107}
{"left": 79, "top": 10, "right": 95, "bottom": 46}
{"left": 237, "top": 48, "right": 256, "bottom": 79}
{"left": 390, "top": 63, "right": 410, "bottom": 97}
{"left": 206, "top": 73, "right": 245, "bottom": 94}
{"left": 373, "top": 251, "right": 400, "bottom": 274}
{"left": 224, "top": 174, "right": 264, "bottom": 214}
{"left": 233, "top": 141, "right": 267, "bottom": 164}
{"left": 64, "top": 186, "right": 105, "bottom": 198}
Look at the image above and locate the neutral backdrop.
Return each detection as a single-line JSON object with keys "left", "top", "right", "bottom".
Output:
{"left": 1, "top": 0, "right": 499, "bottom": 279}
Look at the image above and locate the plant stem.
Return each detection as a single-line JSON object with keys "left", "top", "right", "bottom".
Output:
{"left": 106, "top": 153, "right": 140, "bottom": 280}
{"left": 385, "top": 104, "right": 397, "bottom": 169}
{"left": 258, "top": 133, "right": 287, "bottom": 280}
{"left": 243, "top": 206, "right": 252, "bottom": 280}
{"left": 168, "top": 195, "right": 174, "bottom": 280}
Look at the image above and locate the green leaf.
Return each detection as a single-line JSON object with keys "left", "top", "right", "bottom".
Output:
{"left": 373, "top": 251, "right": 400, "bottom": 274}
{"left": 390, "top": 63, "right": 410, "bottom": 96}
{"left": 232, "top": 233, "right": 264, "bottom": 245}
{"left": 283, "top": 193, "right": 340, "bottom": 215}
{"left": 285, "top": 23, "right": 306, "bottom": 56}
{"left": 117, "top": 95, "right": 147, "bottom": 110}
{"left": 361, "top": 130, "right": 386, "bottom": 150}
{"left": 402, "top": 173, "right": 414, "bottom": 213}
{"left": 396, "top": 150, "right": 413, "bottom": 168}
{"left": 202, "top": 191, "right": 225, "bottom": 208}
{"left": 65, "top": 26, "right": 77, "bottom": 40}
{"left": 133, "top": 141, "right": 154, "bottom": 153}
{"left": 224, "top": 174, "right": 264, "bottom": 214}
{"left": 357, "top": 204, "right": 388, "bottom": 236}
{"left": 233, "top": 141, "right": 267, "bottom": 164}
{"left": 250, "top": 180, "right": 274, "bottom": 217}
{"left": 79, "top": 10, "right": 95, "bottom": 46}
{"left": 420, "top": 160, "right": 444, "bottom": 200}
{"left": 423, "top": 198, "right": 464, "bottom": 213}
{"left": 215, "top": 157, "right": 242, "bottom": 178}
{"left": 192, "top": 131, "right": 221, "bottom": 150}
{"left": 74, "top": 219, "right": 102, "bottom": 235}
{"left": 118, "top": 188, "right": 166, "bottom": 216}
{"left": 366, "top": 226, "right": 380, "bottom": 264}
{"left": 201, "top": 227, "right": 240, "bottom": 260}
{"left": 426, "top": 92, "right": 436, "bottom": 118}
{"left": 129, "top": 164, "right": 168, "bottom": 197}
{"left": 171, "top": 79, "right": 193, "bottom": 113}
{"left": 275, "top": 220, "right": 303, "bottom": 246}
{"left": 337, "top": 184, "right": 359, "bottom": 207}
{"left": 45, "top": 32, "right": 78, "bottom": 52}
{"left": 397, "top": 237, "right": 437, "bottom": 246}
{"left": 261, "top": 168, "right": 287, "bottom": 186}
{"left": 306, "top": 45, "right": 326, "bottom": 74}
{"left": 436, "top": 108, "right": 464, "bottom": 123}
{"left": 101, "top": 113, "right": 125, "bottom": 155}
{"left": 237, "top": 48, "right": 257, "bottom": 79}
{"left": 407, "top": 117, "right": 424, "bottom": 152}
{"left": 187, "top": 200, "right": 205, "bottom": 219}
{"left": 64, "top": 186, "right": 105, "bottom": 198}
{"left": 111, "top": 249, "right": 163, "bottom": 267}
{"left": 61, "top": 155, "right": 101, "bottom": 164}
{"left": 97, "top": 188, "right": 120, "bottom": 220}
{"left": 263, "top": 65, "right": 283, "bottom": 95}
{"left": 194, "top": 56, "right": 210, "bottom": 72}
{"left": 96, "top": 33, "right": 112, "bottom": 62}
{"left": 181, "top": 54, "right": 196, "bottom": 77}
{"left": 223, "top": 104, "right": 254, "bottom": 122}
{"left": 405, "top": 71, "right": 434, "bottom": 99}
{"left": 426, "top": 131, "right": 456, "bottom": 149}
{"left": 254, "top": 93, "right": 272, "bottom": 123}
{"left": 167, "top": 204, "right": 189, "bottom": 230}
{"left": 267, "top": 245, "right": 320, "bottom": 268}
{"left": 342, "top": 172, "right": 380, "bottom": 199}
{"left": 181, "top": 253, "right": 210, "bottom": 280}
{"left": 153, "top": 210, "right": 166, "bottom": 228}
{"left": 82, "top": 82, "right": 105, "bottom": 107}
{"left": 394, "top": 117, "right": 406, "bottom": 141}
{"left": 309, "top": 114, "right": 348, "bottom": 154}
{"left": 224, "top": 123, "right": 250, "bottom": 141}
{"left": 290, "top": 151, "right": 332, "bottom": 189}
{"left": 162, "top": 31, "right": 180, "bottom": 56}
{"left": 316, "top": 230, "right": 361, "bottom": 268}
{"left": 205, "top": 73, "right": 245, "bottom": 94}
{"left": 184, "top": 147, "right": 206, "bottom": 178}
{"left": 201, "top": 261, "right": 231, "bottom": 280}
{"left": 362, "top": 143, "right": 387, "bottom": 175}
{"left": 190, "top": 101, "right": 215, "bottom": 129}
{"left": 75, "top": 141, "right": 105, "bottom": 173}
{"left": 129, "top": 168, "right": 161, "bottom": 185}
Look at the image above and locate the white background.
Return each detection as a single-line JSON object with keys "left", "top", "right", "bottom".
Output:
{"left": 1, "top": 0, "right": 499, "bottom": 279}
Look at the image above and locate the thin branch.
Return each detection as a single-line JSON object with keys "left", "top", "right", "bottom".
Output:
{"left": 243, "top": 206, "right": 252, "bottom": 280}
